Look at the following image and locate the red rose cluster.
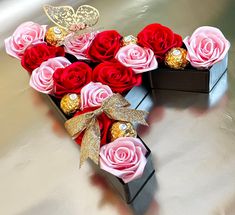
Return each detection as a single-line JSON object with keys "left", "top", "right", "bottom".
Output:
{"left": 52, "top": 60, "right": 142, "bottom": 98}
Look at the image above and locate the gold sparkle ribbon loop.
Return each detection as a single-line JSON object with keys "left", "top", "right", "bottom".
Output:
{"left": 64, "top": 94, "right": 148, "bottom": 167}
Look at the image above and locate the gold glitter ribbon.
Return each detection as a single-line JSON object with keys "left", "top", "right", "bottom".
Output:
{"left": 64, "top": 94, "right": 148, "bottom": 167}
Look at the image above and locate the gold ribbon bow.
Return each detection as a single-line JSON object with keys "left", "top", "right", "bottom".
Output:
{"left": 64, "top": 94, "right": 148, "bottom": 167}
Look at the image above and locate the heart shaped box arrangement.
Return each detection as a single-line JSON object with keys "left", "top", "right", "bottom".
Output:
{"left": 4, "top": 4, "right": 156, "bottom": 211}
{"left": 4, "top": 4, "right": 230, "bottom": 211}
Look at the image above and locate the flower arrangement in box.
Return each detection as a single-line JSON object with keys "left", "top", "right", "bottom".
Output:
{"left": 135, "top": 23, "right": 230, "bottom": 92}
{"left": 5, "top": 3, "right": 230, "bottom": 204}
{"left": 4, "top": 5, "right": 155, "bottom": 194}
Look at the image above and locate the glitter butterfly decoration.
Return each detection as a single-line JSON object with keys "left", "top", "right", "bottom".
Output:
{"left": 43, "top": 4, "right": 100, "bottom": 33}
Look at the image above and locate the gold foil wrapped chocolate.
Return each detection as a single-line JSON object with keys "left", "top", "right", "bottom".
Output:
{"left": 45, "top": 26, "right": 67, "bottom": 46}
{"left": 60, "top": 93, "right": 81, "bottom": 115}
{"left": 122, "top": 35, "right": 137, "bottom": 46}
{"left": 110, "top": 121, "right": 137, "bottom": 141}
{"left": 165, "top": 47, "right": 188, "bottom": 69}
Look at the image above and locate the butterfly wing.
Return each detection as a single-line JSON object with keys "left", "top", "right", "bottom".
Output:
{"left": 43, "top": 4, "right": 77, "bottom": 31}
{"left": 76, "top": 5, "right": 99, "bottom": 27}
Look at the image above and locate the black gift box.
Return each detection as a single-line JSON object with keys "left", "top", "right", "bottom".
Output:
{"left": 130, "top": 171, "right": 157, "bottom": 215}
{"left": 92, "top": 138, "right": 154, "bottom": 204}
{"left": 152, "top": 71, "right": 228, "bottom": 109}
{"left": 91, "top": 160, "right": 156, "bottom": 215}
{"left": 47, "top": 84, "right": 156, "bottom": 206}
{"left": 148, "top": 54, "right": 228, "bottom": 93}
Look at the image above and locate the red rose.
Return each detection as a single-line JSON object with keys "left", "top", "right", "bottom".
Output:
{"left": 93, "top": 61, "right": 142, "bottom": 94}
{"left": 21, "top": 43, "right": 65, "bottom": 73}
{"left": 53, "top": 62, "right": 92, "bottom": 98}
{"left": 137, "top": 23, "right": 182, "bottom": 61}
{"left": 75, "top": 107, "right": 113, "bottom": 146}
{"left": 87, "top": 30, "right": 122, "bottom": 62}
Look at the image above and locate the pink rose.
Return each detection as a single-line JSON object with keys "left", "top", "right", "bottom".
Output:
{"left": 64, "top": 32, "right": 97, "bottom": 60}
{"left": 29, "top": 57, "right": 71, "bottom": 94}
{"left": 99, "top": 137, "right": 147, "bottom": 183}
{"left": 5, "top": 21, "right": 47, "bottom": 60}
{"left": 80, "top": 82, "right": 113, "bottom": 110}
{"left": 115, "top": 44, "right": 158, "bottom": 74}
{"left": 183, "top": 26, "right": 230, "bottom": 69}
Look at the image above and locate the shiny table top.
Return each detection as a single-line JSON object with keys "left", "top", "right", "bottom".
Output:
{"left": 1, "top": 0, "right": 235, "bottom": 215}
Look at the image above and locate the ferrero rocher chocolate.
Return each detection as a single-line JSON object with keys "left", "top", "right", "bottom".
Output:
{"left": 122, "top": 35, "right": 137, "bottom": 46}
{"left": 45, "top": 26, "right": 67, "bottom": 46}
{"left": 60, "top": 93, "right": 81, "bottom": 115}
{"left": 165, "top": 47, "right": 188, "bottom": 69}
{"left": 110, "top": 121, "right": 137, "bottom": 141}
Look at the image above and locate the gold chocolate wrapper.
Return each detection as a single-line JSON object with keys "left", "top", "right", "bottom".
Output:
{"left": 60, "top": 94, "right": 81, "bottom": 115}
{"left": 122, "top": 35, "right": 137, "bottom": 46}
{"left": 110, "top": 121, "right": 137, "bottom": 141}
{"left": 165, "top": 47, "right": 188, "bottom": 69}
{"left": 45, "top": 26, "right": 67, "bottom": 46}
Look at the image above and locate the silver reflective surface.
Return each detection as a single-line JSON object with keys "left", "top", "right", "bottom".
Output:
{"left": 0, "top": 0, "right": 235, "bottom": 215}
